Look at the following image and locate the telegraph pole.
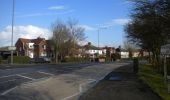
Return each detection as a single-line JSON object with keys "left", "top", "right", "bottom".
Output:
{"left": 11, "top": 0, "right": 15, "bottom": 64}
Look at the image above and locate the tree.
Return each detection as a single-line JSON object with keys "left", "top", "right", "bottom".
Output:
{"left": 123, "top": 41, "right": 136, "bottom": 58}
{"left": 67, "top": 18, "right": 86, "bottom": 56}
{"left": 50, "top": 18, "right": 86, "bottom": 62}
{"left": 106, "top": 47, "right": 111, "bottom": 61}
{"left": 51, "top": 20, "right": 69, "bottom": 63}
{"left": 125, "top": 0, "right": 170, "bottom": 69}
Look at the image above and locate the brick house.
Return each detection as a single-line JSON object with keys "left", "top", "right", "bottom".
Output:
{"left": 15, "top": 37, "right": 52, "bottom": 58}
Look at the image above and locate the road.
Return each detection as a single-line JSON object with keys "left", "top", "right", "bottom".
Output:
{"left": 0, "top": 62, "right": 130, "bottom": 100}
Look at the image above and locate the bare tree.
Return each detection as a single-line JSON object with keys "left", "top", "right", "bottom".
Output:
{"left": 50, "top": 18, "right": 86, "bottom": 62}
{"left": 123, "top": 40, "right": 137, "bottom": 58}
{"left": 51, "top": 20, "right": 69, "bottom": 63}
{"left": 67, "top": 18, "right": 86, "bottom": 56}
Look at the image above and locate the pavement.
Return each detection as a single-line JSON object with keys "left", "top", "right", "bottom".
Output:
{"left": 79, "top": 64, "right": 162, "bottom": 100}
{"left": 0, "top": 62, "right": 130, "bottom": 100}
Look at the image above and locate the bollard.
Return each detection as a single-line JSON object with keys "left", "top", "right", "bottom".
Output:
{"left": 133, "top": 58, "right": 139, "bottom": 73}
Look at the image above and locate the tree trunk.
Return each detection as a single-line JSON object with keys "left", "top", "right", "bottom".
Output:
{"left": 148, "top": 51, "right": 151, "bottom": 63}
{"left": 55, "top": 51, "right": 59, "bottom": 63}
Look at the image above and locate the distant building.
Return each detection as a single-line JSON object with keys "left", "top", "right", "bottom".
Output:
{"left": 83, "top": 42, "right": 115, "bottom": 59}
{"left": 0, "top": 46, "right": 17, "bottom": 59}
{"left": 15, "top": 37, "right": 51, "bottom": 58}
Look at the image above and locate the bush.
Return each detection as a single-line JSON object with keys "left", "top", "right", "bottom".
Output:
{"left": 0, "top": 56, "right": 2, "bottom": 64}
{"left": 111, "top": 53, "right": 121, "bottom": 61}
{"left": 63, "top": 57, "right": 89, "bottom": 63}
{"left": 8, "top": 56, "right": 30, "bottom": 64}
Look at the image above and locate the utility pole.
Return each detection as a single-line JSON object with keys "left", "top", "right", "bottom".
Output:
{"left": 97, "top": 29, "right": 99, "bottom": 49}
{"left": 11, "top": 0, "right": 15, "bottom": 64}
{"left": 97, "top": 27, "right": 108, "bottom": 54}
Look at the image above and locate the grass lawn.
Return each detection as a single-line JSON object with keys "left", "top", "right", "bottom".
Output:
{"left": 138, "top": 64, "right": 170, "bottom": 100}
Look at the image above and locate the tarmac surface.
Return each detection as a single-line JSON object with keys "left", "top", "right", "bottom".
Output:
{"left": 79, "top": 64, "right": 162, "bottom": 100}
{"left": 0, "top": 62, "right": 130, "bottom": 100}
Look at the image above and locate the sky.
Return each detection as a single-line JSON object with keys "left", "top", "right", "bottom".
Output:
{"left": 0, "top": 0, "right": 132, "bottom": 48}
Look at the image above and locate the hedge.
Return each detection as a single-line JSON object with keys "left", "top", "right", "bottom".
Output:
{"left": 8, "top": 56, "right": 30, "bottom": 64}
{"left": 62, "top": 57, "right": 89, "bottom": 63}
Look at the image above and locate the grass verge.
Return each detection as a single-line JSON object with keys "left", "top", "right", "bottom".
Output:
{"left": 138, "top": 64, "right": 170, "bottom": 100}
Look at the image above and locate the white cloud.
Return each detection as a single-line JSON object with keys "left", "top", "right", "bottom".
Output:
{"left": 48, "top": 5, "right": 66, "bottom": 10}
{"left": 79, "top": 25, "right": 96, "bottom": 31}
{"left": 97, "top": 18, "right": 130, "bottom": 28}
{"left": 112, "top": 19, "right": 130, "bottom": 25}
{"left": 78, "top": 40, "right": 88, "bottom": 46}
{"left": 0, "top": 25, "right": 52, "bottom": 46}
{"left": 17, "top": 10, "right": 75, "bottom": 18}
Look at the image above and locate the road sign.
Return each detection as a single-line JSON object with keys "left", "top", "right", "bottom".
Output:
{"left": 8, "top": 46, "right": 16, "bottom": 51}
{"left": 161, "top": 44, "right": 170, "bottom": 55}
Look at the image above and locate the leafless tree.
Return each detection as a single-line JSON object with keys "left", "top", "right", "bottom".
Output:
{"left": 50, "top": 18, "right": 86, "bottom": 62}
{"left": 67, "top": 18, "right": 86, "bottom": 56}
{"left": 123, "top": 40, "right": 137, "bottom": 58}
{"left": 51, "top": 20, "right": 69, "bottom": 63}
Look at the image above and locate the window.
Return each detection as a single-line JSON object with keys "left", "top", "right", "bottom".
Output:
{"left": 42, "top": 45, "right": 46, "bottom": 49}
{"left": 19, "top": 47, "right": 22, "bottom": 51}
{"left": 29, "top": 43, "right": 34, "bottom": 49}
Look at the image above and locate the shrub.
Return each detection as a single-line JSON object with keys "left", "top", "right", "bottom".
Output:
{"left": 63, "top": 57, "right": 89, "bottom": 63}
{"left": 111, "top": 53, "right": 121, "bottom": 61}
{"left": 8, "top": 56, "right": 30, "bottom": 64}
{"left": 0, "top": 56, "right": 2, "bottom": 64}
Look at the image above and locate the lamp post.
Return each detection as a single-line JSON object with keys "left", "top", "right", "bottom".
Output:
{"left": 97, "top": 27, "right": 108, "bottom": 49}
{"left": 97, "top": 27, "right": 108, "bottom": 56}
{"left": 11, "top": 0, "right": 15, "bottom": 64}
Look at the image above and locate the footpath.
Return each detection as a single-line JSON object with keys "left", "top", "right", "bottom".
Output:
{"left": 79, "top": 64, "right": 162, "bottom": 100}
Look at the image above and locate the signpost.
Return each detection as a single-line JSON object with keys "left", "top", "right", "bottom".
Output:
{"left": 161, "top": 44, "right": 170, "bottom": 93}
{"left": 161, "top": 44, "right": 170, "bottom": 55}
{"left": 8, "top": 46, "right": 16, "bottom": 51}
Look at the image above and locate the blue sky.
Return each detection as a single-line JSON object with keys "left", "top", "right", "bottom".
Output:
{"left": 0, "top": 0, "right": 132, "bottom": 47}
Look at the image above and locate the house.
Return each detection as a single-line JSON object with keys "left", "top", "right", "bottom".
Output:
{"left": 83, "top": 42, "right": 99, "bottom": 58}
{"left": 101, "top": 46, "right": 116, "bottom": 57}
{"left": 83, "top": 42, "right": 115, "bottom": 58}
{"left": 120, "top": 50, "right": 129, "bottom": 58}
{"left": 15, "top": 37, "right": 50, "bottom": 58}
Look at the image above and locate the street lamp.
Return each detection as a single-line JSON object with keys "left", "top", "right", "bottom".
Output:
{"left": 97, "top": 27, "right": 108, "bottom": 48}
{"left": 97, "top": 27, "right": 108, "bottom": 56}
{"left": 11, "top": 0, "right": 15, "bottom": 64}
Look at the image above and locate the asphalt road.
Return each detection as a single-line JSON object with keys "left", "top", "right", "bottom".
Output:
{"left": 0, "top": 63, "right": 100, "bottom": 94}
{"left": 0, "top": 62, "right": 130, "bottom": 100}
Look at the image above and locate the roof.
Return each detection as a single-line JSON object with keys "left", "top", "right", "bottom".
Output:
{"left": 19, "top": 38, "right": 30, "bottom": 43}
{"left": 84, "top": 44, "right": 98, "bottom": 50}
{"left": 18, "top": 37, "right": 45, "bottom": 45}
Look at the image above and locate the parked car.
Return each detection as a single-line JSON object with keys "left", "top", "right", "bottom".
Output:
{"left": 29, "top": 57, "right": 51, "bottom": 63}
{"left": 42, "top": 57, "right": 51, "bottom": 63}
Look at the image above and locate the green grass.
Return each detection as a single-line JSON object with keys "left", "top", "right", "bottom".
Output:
{"left": 138, "top": 64, "right": 170, "bottom": 100}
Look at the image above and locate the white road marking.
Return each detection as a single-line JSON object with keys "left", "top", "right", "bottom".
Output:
{"left": 38, "top": 71, "right": 54, "bottom": 76}
{"left": 79, "top": 79, "right": 96, "bottom": 93}
{"left": 0, "top": 72, "right": 30, "bottom": 79}
{"left": 17, "top": 74, "right": 35, "bottom": 80}
{"left": 60, "top": 92, "right": 80, "bottom": 100}
{"left": 61, "top": 79, "right": 96, "bottom": 100}
{"left": 0, "top": 74, "right": 16, "bottom": 79}
{"left": 0, "top": 79, "right": 16, "bottom": 84}
{"left": 1, "top": 86, "right": 17, "bottom": 95}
